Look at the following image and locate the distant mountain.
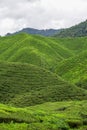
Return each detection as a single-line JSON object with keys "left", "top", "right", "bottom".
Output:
{"left": 6, "top": 28, "right": 60, "bottom": 36}
{"left": 55, "top": 20, "right": 87, "bottom": 37}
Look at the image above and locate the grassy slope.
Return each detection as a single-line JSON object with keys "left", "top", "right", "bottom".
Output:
{"left": 55, "top": 50, "right": 87, "bottom": 89}
{"left": 0, "top": 100, "right": 87, "bottom": 130}
{"left": 53, "top": 37, "right": 87, "bottom": 54}
{"left": 0, "top": 33, "right": 73, "bottom": 70}
{"left": 0, "top": 61, "right": 87, "bottom": 107}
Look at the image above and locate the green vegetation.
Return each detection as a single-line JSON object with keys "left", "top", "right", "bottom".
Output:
{"left": 1, "top": 61, "right": 87, "bottom": 107}
{"left": 53, "top": 36, "right": 87, "bottom": 54}
{"left": 0, "top": 30, "right": 87, "bottom": 129}
{"left": 55, "top": 49, "right": 87, "bottom": 90}
{"left": 0, "top": 100, "right": 87, "bottom": 130}
{"left": 0, "top": 33, "right": 73, "bottom": 70}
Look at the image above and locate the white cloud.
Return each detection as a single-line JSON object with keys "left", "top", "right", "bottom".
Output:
{"left": 0, "top": 0, "right": 87, "bottom": 35}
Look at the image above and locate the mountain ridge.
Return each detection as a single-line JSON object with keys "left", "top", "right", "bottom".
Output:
{"left": 6, "top": 28, "right": 60, "bottom": 36}
{"left": 54, "top": 20, "right": 87, "bottom": 37}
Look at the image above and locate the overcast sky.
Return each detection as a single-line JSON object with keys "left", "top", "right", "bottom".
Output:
{"left": 0, "top": 0, "right": 87, "bottom": 35}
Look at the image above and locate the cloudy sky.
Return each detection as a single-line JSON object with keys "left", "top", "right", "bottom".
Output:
{"left": 0, "top": 0, "right": 87, "bottom": 35}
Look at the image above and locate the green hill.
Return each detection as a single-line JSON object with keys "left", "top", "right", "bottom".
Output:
{"left": 0, "top": 33, "right": 73, "bottom": 70}
{"left": 55, "top": 51, "right": 87, "bottom": 89}
{"left": 54, "top": 20, "right": 87, "bottom": 37}
{"left": 0, "top": 34, "right": 87, "bottom": 107}
{"left": 0, "top": 61, "right": 87, "bottom": 107}
{"left": 53, "top": 37, "right": 87, "bottom": 54}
